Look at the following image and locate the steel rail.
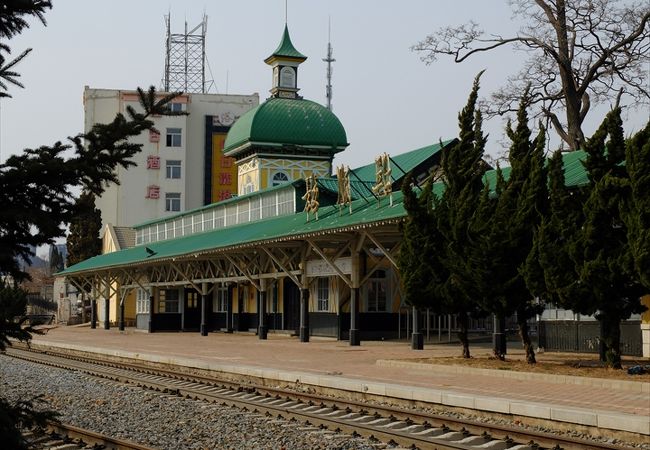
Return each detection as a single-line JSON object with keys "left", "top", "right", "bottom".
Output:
{"left": 6, "top": 346, "right": 631, "bottom": 450}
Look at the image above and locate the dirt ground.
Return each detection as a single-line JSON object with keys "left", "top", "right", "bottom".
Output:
{"left": 413, "top": 350, "right": 650, "bottom": 381}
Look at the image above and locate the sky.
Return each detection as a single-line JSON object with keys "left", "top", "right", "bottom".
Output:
{"left": 1, "top": 0, "right": 648, "bottom": 170}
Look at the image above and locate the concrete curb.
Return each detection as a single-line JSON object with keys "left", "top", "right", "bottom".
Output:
{"left": 375, "top": 359, "right": 650, "bottom": 394}
{"left": 28, "top": 339, "right": 650, "bottom": 435}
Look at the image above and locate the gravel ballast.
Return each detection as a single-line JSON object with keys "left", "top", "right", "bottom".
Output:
{"left": 0, "top": 355, "right": 380, "bottom": 450}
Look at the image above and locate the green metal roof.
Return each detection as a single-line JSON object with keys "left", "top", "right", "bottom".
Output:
{"left": 352, "top": 140, "right": 455, "bottom": 182}
{"left": 60, "top": 150, "right": 593, "bottom": 277}
{"left": 265, "top": 25, "right": 307, "bottom": 62}
{"left": 223, "top": 98, "right": 348, "bottom": 155}
{"left": 60, "top": 191, "right": 407, "bottom": 276}
{"left": 316, "top": 178, "right": 376, "bottom": 200}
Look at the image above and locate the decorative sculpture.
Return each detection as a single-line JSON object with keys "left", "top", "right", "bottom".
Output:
{"left": 302, "top": 173, "right": 320, "bottom": 222}
{"left": 336, "top": 164, "right": 352, "bottom": 215}
{"left": 371, "top": 152, "right": 393, "bottom": 207}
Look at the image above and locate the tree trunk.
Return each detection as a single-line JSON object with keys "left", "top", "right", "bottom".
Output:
{"left": 600, "top": 315, "right": 622, "bottom": 369}
{"left": 517, "top": 313, "right": 536, "bottom": 364}
{"left": 457, "top": 312, "right": 471, "bottom": 358}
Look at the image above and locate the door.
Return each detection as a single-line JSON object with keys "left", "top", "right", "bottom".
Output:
{"left": 283, "top": 278, "right": 300, "bottom": 334}
{"left": 183, "top": 288, "right": 201, "bottom": 331}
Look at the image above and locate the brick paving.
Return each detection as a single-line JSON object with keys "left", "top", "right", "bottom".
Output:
{"left": 30, "top": 327, "right": 650, "bottom": 419}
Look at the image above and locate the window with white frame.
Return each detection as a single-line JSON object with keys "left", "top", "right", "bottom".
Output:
{"left": 165, "top": 193, "right": 181, "bottom": 212}
{"left": 317, "top": 277, "right": 329, "bottom": 311}
{"left": 165, "top": 221, "right": 173, "bottom": 240}
{"left": 166, "top": 160, "right": 181, "bottom": 179}
{"left": 174, "top": 218, "right": 183, "bottom": 237}
{"left": 249, "top": 196, "right": 261, "bottom": 221}
{"left": 261, "top": 193, "right": 275, "bottom": 218}
{"left": 157, "top": 223, "right": 165, "bottom": 241}
{"left": 225, "top": 204, "right": 237, "bottom": 226}
{"left": 183, "top": 216, "right": 192, "bottom": 235}
{"left": 203, "top": 211, "right": 214, "bottom": 231}
{"left": 158, "top": 289, "right": 180, "bottom": 313}
{"left": 136, "top": 288, "right": 150, "bottom": 314}
{"left": 272, "top": 171, "right": 289, "bottom": 186}
{"left": 277, "top": 188, "right": 294, "bottom": 215}
{"left": 214, "top": 207, "right": 225, "bottom": 228}
{"left": 166, "top": 128, "right": 182, "bottom": 147}
{"left": 242, "top": 175, "right": 255, "bottom": 194}
{"left": 192, "top": 213, "right": 202, "bottom": 233}
{"left": 167, "top": 102, "right": 185, "bottom": 113}
{"left": 213, "top": 285, "right": 229, "bottom": 312}
{"left": 366, "top": 270, "right": 388, "bottom": 312}
{"left": 237, "top": 200, "right": 250, "bottom": 223}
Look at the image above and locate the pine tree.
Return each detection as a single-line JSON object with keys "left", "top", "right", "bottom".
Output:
{"left": 66, "top": 191, "right": 102, "bottom": 266}
{"left": 432, "top": 72, "right": 488, "bottom": 358}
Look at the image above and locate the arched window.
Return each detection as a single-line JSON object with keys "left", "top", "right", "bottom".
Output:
{"left": 272, "top": 171, "right": 290, "bottom": 186}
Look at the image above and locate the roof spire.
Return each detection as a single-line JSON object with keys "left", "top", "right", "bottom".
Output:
{"left": 323, "top": 17, "right": 335, "bottom": 111}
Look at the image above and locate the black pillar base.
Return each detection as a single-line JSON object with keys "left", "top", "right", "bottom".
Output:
{"left": 90, "top": 300, "right": 97, "bottom": 329}
{"left": 411, "top": 332, "right": 424, "bottom": 350}
{"left": 225, "top": 327, "right": 233, "bottom": 334}
{"left": 258, "top": 325, "right": 268, "bottom": 340}
{"left": 119, "top": 322, "right": 125, "bottom": 331}
{"left": 300, "top": 326, "right": 309, "bottom": 343}
{"left": 200, "top": 324, "right": 208, "bottom": 336}
{"left": 349, "top": 328, "right": 360, "bottom": 346}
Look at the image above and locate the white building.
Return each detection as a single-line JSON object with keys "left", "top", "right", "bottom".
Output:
{"left": 84, "top": 88, "right": 259, "bottom": 229}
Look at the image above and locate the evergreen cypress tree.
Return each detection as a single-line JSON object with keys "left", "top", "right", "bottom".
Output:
{"left": 48, "top": 245, "right": 64, "bottom": 274}
{"left": 534, "top": 110, "right": 646, "bottom": 368}
{"left": 576, "top": 109, "right": 646, "bottom": 368}
{"left": 470, "top": 92, "right": 548, "bottom": 363}
{"left": 66, "top": 190, "right": 102, "bottom": 267}
{"left": 623, "top": 123, "right": 650, "bottom": 289}
{"left": 432, "top": 73, "right": 488, "bottom": 358}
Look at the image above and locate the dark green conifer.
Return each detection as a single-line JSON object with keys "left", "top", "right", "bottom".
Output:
{"left": 66, "top": 190, "right": 102, "bottom": 267}
{"left": 432, "top": 72, "right": 488, "bottom": 358}
{"left": 623, "top": 123, "right": 650, "bottom": 289}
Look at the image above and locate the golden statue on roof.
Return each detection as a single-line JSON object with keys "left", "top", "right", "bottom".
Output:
{"left": 371, "top": 152, "right": 393, "bottom": 207}
{"left": 302, "top": 173, "right": 320, "bottom": 222}
{"left": 336, "top": 165, "right": 352, "bottom": 215}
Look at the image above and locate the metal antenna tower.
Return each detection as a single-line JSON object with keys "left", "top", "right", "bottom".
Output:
{"left": 322, "top": 18, "right": 335, "bottom": 111}
{"left": 163, "top": 14, "right": 208, "bottom": 93}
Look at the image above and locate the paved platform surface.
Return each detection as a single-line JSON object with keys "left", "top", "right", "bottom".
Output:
{"left": 28, "top": 327, "right": 650, "bottom": 435}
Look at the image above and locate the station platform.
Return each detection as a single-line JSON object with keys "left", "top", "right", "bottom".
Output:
{"left": 27, "top": 327, "right": 650, "bottom": 437}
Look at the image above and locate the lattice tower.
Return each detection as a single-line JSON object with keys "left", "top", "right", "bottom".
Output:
{"left": 163, "top": 14, "right": 207, "bottom": 93}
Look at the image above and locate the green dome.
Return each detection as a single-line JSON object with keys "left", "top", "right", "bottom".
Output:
{"left": 224, "top": 98, "right": 348, "bottom": 157}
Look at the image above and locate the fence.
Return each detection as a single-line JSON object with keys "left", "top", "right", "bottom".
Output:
{"left": 539, "top": 320, "right": 642, "bottom": 356}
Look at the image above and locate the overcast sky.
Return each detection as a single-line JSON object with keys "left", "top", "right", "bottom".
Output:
{"left": 1, "top": 0, "right": 648, "bottom": 170}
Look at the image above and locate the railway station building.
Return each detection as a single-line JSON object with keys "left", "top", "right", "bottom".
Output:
{"left": 60, "top": 25, "right": 455, "bottom": 344}
{"left": 60, "top": 25, "right": 648, "bottom": 354}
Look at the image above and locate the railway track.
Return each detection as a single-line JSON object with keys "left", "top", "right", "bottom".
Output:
{"left": 5, "top": 346, "right": 631, "bottom": 450}
{"left": 22, "top": 422, "right": 154, "bottom": 449}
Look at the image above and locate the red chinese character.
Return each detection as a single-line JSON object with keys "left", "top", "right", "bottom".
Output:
{"left": 219, "top": 172, "right": 232, "bottom": 185}
{"left": 149, "top": 130, "right": 160, "bottom": 143}
{"left": 146, "top": 185, "right": 160, "bottom": 199}
{"left": 218, "top": 191, "right": 231, "bottom": 201}
{"left": 221, "top": 157, "right": 234, "bottom": 168}
{"left": 147, "top": 155, "right": 160, "bottom": 169}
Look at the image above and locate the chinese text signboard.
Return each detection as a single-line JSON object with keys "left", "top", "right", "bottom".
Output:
{"left": 211, "top": 132, "right": 237, "bottom": 202}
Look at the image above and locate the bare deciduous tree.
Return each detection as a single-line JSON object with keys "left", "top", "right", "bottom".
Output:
{"left": 413, "top": 0, "right": 650, "bottom": 150}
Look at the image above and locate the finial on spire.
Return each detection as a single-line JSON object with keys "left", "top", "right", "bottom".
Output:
{"left": 285, "top": 0, "right": 288, "bottom": 24}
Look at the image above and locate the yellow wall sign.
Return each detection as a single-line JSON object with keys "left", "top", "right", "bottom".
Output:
{"left": 211, "top": 133, "right": 238, "bottom": 202}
